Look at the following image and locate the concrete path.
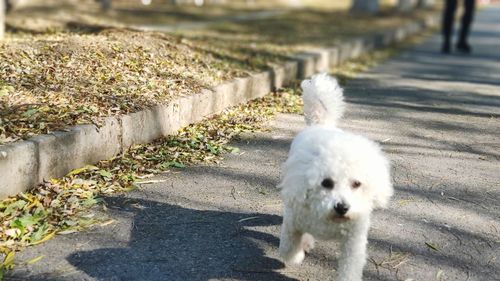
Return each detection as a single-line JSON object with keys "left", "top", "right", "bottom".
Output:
{"left": 7, "top": 6, "right": 500, "bottom": 281}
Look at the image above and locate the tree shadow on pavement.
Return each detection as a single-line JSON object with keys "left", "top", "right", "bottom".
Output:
{"left": 64, "top": 196, "right": 294, "bottom": 281}
{"left": 369, "top": 211, "right": 500, "bottom": 280}
{"left": 339, "top": 25, "right": 500, "bottom": 279}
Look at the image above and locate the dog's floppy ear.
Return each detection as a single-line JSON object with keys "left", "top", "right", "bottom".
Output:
{"left": 364, "top": 148, "right": 393, "bottom": 209}
{"left": 373, "top": 181, "right": 393, "bottom": 209}
{"left": 372, "top": 165, "right": 393, "bottom": 209}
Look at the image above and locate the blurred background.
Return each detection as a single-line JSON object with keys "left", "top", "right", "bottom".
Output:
{"left": 2, "top": 0, "right": 437, "bottom": 33}
{"left": 0, "top": 0, "right": 446, "bottom": 146}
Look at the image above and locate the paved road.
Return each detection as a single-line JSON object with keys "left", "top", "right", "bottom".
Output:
{"left": 7, "top": 6, "right": 500, "bottom": 281}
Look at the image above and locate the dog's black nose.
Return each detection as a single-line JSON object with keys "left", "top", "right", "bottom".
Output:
{"left": 334, "top": 203, "right": 349, "bottom": 216}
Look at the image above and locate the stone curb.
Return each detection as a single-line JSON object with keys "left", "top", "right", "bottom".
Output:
{"left": 0, "top": 13, "right": 440, "bottom": 199}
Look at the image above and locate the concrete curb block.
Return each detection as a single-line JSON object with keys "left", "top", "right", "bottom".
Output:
{"left": 250, "top": 71, "right": 273, "bottom": 99}
{"left": 191, "top": 90, "right": 219, "bottom": 121}
{"left": 31, "top": 117, "right": 122, "bottom": 182}
{"left": 0, "top": 13, "right": 440, "bottom": 199}
{"left": 270, "top": 61, "right": 298, "bottom": 89}
{"left": 0, "top": 141, "right": 38, "bottom": 198}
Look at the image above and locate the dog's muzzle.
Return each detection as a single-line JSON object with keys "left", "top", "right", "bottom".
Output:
{"left": 328, "top": 202, "right": 351, "bottom": 222}
{"left": 334, "top": 202, "right": 349, "bottom": 216}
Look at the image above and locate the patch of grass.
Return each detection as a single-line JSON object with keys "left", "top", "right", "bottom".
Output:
{"left": 0, "top": 30, "right": 249, "bottom": 143}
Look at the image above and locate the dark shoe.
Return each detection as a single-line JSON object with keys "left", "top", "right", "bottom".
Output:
{"left": 456, "top": 42, "right": 472, "bottom": 54}
{"left": 441, "top": 43, "right": 451, "bottom": 54}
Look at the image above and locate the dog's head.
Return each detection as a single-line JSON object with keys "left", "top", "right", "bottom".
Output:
{"left": 279, "top": 127, "right": 393, "bottom": 223}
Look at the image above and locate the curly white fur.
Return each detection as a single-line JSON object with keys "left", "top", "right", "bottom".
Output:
{"left": 301, "top": 73, "right": 345, "bottom": 126}
{"left": 278, "top": 73, "right": 393, "bottom": 281}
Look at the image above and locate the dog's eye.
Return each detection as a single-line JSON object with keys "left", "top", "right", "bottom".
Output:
{"left": 321, "top": 178, "right": 334, "bottom": 189}
{"left": 352, "top": 180, "right": 362, "bottom": 189}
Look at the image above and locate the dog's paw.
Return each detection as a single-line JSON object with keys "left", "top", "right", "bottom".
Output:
{"left": 284, "top": 250, "right": 305, "bottom": 265}
{"left": 301, "top": 233, "right": 315, "bottom": 253}
{"left": 279, "top": 245, "right": 305, "bottom": 265}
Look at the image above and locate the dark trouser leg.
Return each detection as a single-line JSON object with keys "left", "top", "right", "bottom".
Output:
{"left": 458, "top": 0, "right": 476, "bottom": 44}
{"left": 442, "top": 0, "right": 458, "bottom": 52}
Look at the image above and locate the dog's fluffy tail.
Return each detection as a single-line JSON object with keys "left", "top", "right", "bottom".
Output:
{"left": 301, "top": 73, "right": 345, "bottom": 126}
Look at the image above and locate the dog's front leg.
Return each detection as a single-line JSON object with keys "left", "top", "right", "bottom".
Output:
{"left": 279, "top": 209, "right": 305, "bottom": 265}
{"left": 336, "top": 216, "right": 370, "bottom": 281}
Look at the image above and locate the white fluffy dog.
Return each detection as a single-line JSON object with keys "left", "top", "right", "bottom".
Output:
{"left": 278, "top": 73, "right": 393, "bottom": 281}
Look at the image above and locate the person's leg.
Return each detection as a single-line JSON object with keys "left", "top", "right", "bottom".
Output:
{"left": 442, "top": 0, "right": 458, "bottom": 53}
{"left": 456, "top": 0, "right": 476, "bottom": 53}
